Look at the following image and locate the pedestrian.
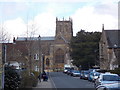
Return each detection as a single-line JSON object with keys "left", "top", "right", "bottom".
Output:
{"left": 38, "top": 73, "right": 41, "bottom": 82}
{"left": 42, "top": 71, "right": 48, "bottom": 81}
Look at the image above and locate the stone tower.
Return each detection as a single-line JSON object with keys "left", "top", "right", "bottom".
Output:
{"left": 55, "top": 17, "right": 73, "bottom": 43}
{"left": 52, "top": 17, "right": 73, "bottom": 70}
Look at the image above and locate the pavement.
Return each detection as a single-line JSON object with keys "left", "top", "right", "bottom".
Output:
{"left": 33, "top": 74, "right": 56, "bottom": 89}
{"left": 36, "top": 79, "right": 53, "bottom": 88}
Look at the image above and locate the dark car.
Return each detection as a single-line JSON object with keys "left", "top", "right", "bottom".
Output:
{"left": 67, "top": 68, "right": 74, "bottom": 75}
{"left": 80, "top": 70, "right": 84, "bottom": 79}
{"left": 82, "top": 70, "right": 89, "bottom": 80}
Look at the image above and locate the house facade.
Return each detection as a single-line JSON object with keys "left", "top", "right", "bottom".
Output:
{"left": 99, "top": 25, "right": 120, "bottom": 70}
{"left": 5, "top": 18, "right": 73, "bottom": 71}
{"left": 4, "top": 37, "right": 40, "bottom": 72}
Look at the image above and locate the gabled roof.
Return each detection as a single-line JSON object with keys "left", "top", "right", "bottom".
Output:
{"left": 104, "top": 30, "right": 120, "bottom": 48}
{"left": 59, "top": 32, "right": 69, "bottom": 43}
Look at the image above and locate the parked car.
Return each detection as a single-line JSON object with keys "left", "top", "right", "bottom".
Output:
{"left": 96, "top": 82, "right": 120, "bottom": 90}
{"left": 94, "top": 72, "right": 120, "bottom": 88}
{"left": 6, "top": 61, "right": 21, "bottom": 69}
{"left": 80, "top": 70, "right": 89, "bottom": 80}
{"left": 88, "top": 71, "right": 95, "bottom": 81}
{"left": 83, "top": 70, "right": 89, "bottom": 80}
{"left": 92, "top": 72, "right": 101, "bottom": 82}
{"left": 80, "top": 70, "right": 84, "bottom": 79}
{"left": 66, "top": 69, "right": 71, "bottom": 75}
{"left": 63, "top": 64, "right": 71, "bottom": 73}
{"left": 88, "top": 72, "right": 101, "bottom": 82}
{"left": 67, "top": 68, "right": 74, "bottom": 75}
{"left": 71, "top": 70, "right": 80, "bottom": 77}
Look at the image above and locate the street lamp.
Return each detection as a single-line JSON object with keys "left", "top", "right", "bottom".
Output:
{"left": 2, "top": 44, "right": 7, "bottom": 89}
{"left": 42, "top": 54, "right": 45, "bottom": 73}
{"left": 38, "top": 35, "right": 41, "bottom": 82}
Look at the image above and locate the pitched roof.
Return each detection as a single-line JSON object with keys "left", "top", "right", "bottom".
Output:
{"left": 16, "top": 37, "right": 38, "bottom": 41}
{"left": 104, "top": 30, "right": 120, "bottom": 48}
{"left": 16, "top": 36, "right": 55, "bottom": 41}
{"left": 59, "top": 32, "right": 69, "bottom": 43}
{"left": 41, "top": 37, "right": 55, "bottom": 41}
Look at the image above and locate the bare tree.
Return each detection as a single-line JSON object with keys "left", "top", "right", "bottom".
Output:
{"left": 24, "top": 21, "right": 39, "bottom": 73}
{"left": 0, "top": 23, "right": 11, "bottom": 43}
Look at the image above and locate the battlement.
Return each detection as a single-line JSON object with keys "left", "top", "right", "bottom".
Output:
{"left": 56, "top": 17, "right": 72, "bottom": 22}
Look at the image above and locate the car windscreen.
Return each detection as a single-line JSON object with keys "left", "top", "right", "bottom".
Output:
{"left": 103, "top": 75, "right": 120, "bottom": 81}
{"left": 74, "top": 70, "right": 80, "bottom": 73}
{"left": 84, "top": 71, "right": 89, "bottom": 74}
{"left": 94, "top": 73, "right": 100, "bottom": 76}
{"left": 65, "top": 67, "right": 71, "bottom": 70}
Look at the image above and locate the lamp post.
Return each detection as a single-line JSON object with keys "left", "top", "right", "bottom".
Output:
{"left": 2, "top": 44, "right": 7, "bottom": 89}
{"left": 42, "top": 54, "right": 45, "bottom": 73}
{"left": 38, "top": 35, "right": 41, "bottom": 82}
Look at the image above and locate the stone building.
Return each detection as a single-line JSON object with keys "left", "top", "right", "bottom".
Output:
{"left": 4, "top": 37, "right": 40, "bottom": 72}
{"left": 99, "top": 25, "right": 120, "bottom": 70}
{"left": 40, "top": 18, "right": 73, "bottom": 71}
{"left": 6, "top": 18, "right": 73, "bottom": 71}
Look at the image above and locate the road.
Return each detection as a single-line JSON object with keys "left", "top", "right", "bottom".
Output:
{"left": 49, "top": 72, "right": 95, "bottom": 89}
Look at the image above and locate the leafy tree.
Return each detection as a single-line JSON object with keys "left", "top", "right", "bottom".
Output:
{"left": 70, "top": 30, "right": 101, "bottom": 69}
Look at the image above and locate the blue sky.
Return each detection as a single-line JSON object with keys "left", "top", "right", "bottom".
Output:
{"left": 0, "top": 0, "right": 119, "bottom": 38}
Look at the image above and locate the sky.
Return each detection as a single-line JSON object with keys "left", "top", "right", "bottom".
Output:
{"left": 0, "top": 0, "right": 119, "bottom": 39}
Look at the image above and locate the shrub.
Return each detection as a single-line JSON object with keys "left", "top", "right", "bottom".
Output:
{"left": 5, "top": 66, "right": 21, "bottom": 90}
{"left": 20, "top": 70, "right": 39, "bottom": 88}
{"left": 32, "top": 71, "right": 40, "bottom": 78}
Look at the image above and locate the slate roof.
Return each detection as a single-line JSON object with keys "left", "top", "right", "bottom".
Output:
{"left": 16, "top": 36, "right": 55, "bottom": 41}
{"left": 105, "top": 30, "right": 120, "bottom": 48}
{"left": 41, "top": 37, "right": 55, "bottom": 41}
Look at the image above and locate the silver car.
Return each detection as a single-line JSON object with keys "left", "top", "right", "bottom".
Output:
{"left": 71, "top": 70, "right": 80, "bottom": 77}
{"left": 94, "top": 72, "right": 120, "bottom": 88}
{"left": 96, "top": 82, "right": 120, "bottom": 90}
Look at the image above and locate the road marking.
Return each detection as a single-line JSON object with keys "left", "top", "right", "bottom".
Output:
{"left": 49, "top": 73, "right": 57, "bottom": 90}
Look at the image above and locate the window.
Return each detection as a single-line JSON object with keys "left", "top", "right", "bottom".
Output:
{"left": 55, "top": 48, "right": 64, "bottom": 63}
{"left": 34, "top": 66, "right": 39, "bottom": 71}
{"left": 46, "top": 58, "right": 50, "bottom": 66}
{"left": 103, "top": 75, "right": 120, "bottom": 81}
{"left": 34, "top": 54, "right": 39, "bottom": 60}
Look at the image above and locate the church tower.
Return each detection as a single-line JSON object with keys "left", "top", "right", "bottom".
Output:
{"left": 55, "top": 17, "right": 73, "bottom": 43}
{"left": 52, "top": 17, "right": 73, "bottom": 70}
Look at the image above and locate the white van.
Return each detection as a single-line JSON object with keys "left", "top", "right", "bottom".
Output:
{"left": 7, "top": 61, "right": 21, "bottom": 69}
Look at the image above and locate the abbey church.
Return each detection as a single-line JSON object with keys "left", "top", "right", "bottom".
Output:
{"left": 5, "top": 18, "right": 73, "bottom": 71}
{"left": 40, "top": 17, "right": 73, "bottom": 70}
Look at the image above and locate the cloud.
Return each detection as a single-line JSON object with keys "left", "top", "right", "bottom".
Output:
{"left": 94, "top": 3, "right": 118, "bottom": 18}
{"left": 4, "top": 12, "right": 56, "bottom": 37}
{"left": 2, "top": 0, "right": 118, "bottom": 39}
{"left": 4, "top": 18, "right": 27, "bottom": 37}
{"left": 71, "top": 4, "right": 118, "bottom": 35}
{"left": 33, "top": 12, "right": 56, "bottom": 36}
{"left": 0, "top": 0, "right": 119, "bottom": 3}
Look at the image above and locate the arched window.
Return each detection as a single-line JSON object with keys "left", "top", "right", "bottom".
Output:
{"left": 55, "top": 48, "right": 64, "bottom": 63}
{"left": 46, "top": 58, "right": 50, "bottom": 66}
